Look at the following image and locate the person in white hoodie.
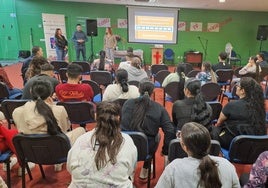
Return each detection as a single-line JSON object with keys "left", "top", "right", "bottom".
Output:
{"left": 122, "top": 57, "right": 148, "bottom": 82}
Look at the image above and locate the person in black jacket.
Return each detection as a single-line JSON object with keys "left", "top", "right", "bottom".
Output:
{"left": 55, "top": 28, "right": 68, "bottom": 61}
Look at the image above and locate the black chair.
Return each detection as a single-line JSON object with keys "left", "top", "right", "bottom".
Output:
{"left": 90, "top": 71, "right": 113, "bottom": 86}
{"left": 0, "top": 82, "right": 22, "bottom": 103}
{"left": 206, "top": 101, "right": 222, "bottom": 124}
{"left": 123, "top": 131, "right": 159, "bottom": 188}
{"left": 13, "top": 133, "right": 71, "bottom": 188}
{"left": 164, "top": 81, "right": 185, "bottom": 106}
{"left": 0, "top": 150, "right": 13, "bottom": 188}
{"left": 72, "top": 61, "right": 91, "bottom": 76}
{"left": 215, "top": 69, "right": 234, "bottom": 92}
{"left": 180, "top": 63, "right": 193, "bottom": 75}
{"left": 50, "top": 61, "right": 68, "bottom": 80}
{"left": 154, "top": 70, "right": 170, "bottom": 88}
{"left": 221, "top": 135, "right": 268, "bottom": 164}
{"left": 151, "top": 64, "right": 168, "bottom": 81}
{"left": 220, "top": 84, "right": 239, "bottom": 103}
{"left": 201, "top": 82, "right": 221, "bottom": 101}
{"left": 81, "top": 80, "right": 102, "bottom": 102}
{"left": 58, "top": 68, "right": 68, "bottom": 83}
{"left": 168, "top": 138, "right": 221, "bottom": 163}
{"left": 1, "top": 99, "right": 28, "bottom": 129}
{"left": 56, "top": 101, "right": 95, "bottom": 129}
{"left": 128, "top": 80, "right": 140, "bottom": 88}
{"left": 164, "top": 48, "right": 175, "bottom": 64}
{"left": 186, "top": 70, "right": 200, "bottom": 77}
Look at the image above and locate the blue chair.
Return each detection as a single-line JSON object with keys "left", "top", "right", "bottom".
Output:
{"left": 164, "top": 48, "right": 175, "bottom": 64}
{"left": 13, "top": 133, "right": 71, "bottom": 188}
{"left": 0, "top": 82, "right": 22, "bottom": 103}
{"left": 221, "top": 135, "right": 268, "bottom": 163}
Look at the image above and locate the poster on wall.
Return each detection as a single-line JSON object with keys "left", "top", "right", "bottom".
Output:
{"left": 97, "top": 18, "right": 110, "bottom": 27}
{"left": 42, "top": 13, "right": 67, "bottom": 61}
{"left": 118, "top": 19, "right": 127, "bottom": 28}
{"left": 190, "top": 22, "right": 202, "bottom": 32}
{"left": 178, "top": 21, "right": 186, "bottom": 31}
{"left": 207, "top": 23, "right": 220, "bottom": 32}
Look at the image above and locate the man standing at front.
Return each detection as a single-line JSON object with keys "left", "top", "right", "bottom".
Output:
{"left": 71, "top": 24, "right": 88, "bottom": 61}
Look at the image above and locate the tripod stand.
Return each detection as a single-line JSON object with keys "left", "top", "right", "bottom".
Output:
{"left": 88, "top": 35, "right": 95, "bottom": 63}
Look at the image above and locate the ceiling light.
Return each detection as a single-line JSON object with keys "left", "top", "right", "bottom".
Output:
{"left": 219, "top": 0, "right": 225, "bottom": 2}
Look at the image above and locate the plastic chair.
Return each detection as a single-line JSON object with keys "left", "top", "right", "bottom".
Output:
{"left": 154, "top": 70, "right": 170, "bottom": 88}
{"left": 164, "top": 81, "right": 185, "bottom": 106}
{"left": 123, "top": 131, "right": 159, "bottom": 188}
{"left": 13, "top": 133, "right": 71, "bottom": 188}
{"left": 128, "top": 80, "right": 140, "bottom": 88}
{"left": 50, "top": 61, "right": 68, "bottom": 80}
{"left": 180, "top": 63, "right": 193, "bottom": 75}
{"left": 90, "top": 71, "right": 113, "bottom": 86}
{"left": 72, "top": 61, "right": 91, "bottom": 76}
{"left": 1, "top": 99, "right": 28, "bottom": 129}
{"left": 206, "top": 101, "right": 222, "bottom": 124}
{"left": 58, "top": 68, "right": 68, "bottom": 83}
{"left": 81, "top": 80, "right": 102, "bottom": 103}
{"left": 168, "top": 138, "right": 221, "bottom": 163}
{"left": 0, "top": 82, "right": 22, "bottom": 103}
{"left": 0, "top": 150, "right": 13, "bottom": 188}
{"left": 215, "top": 69, "right": 234, "bottom": 93}
{"left": 150, "top": 64, "right": 168, "bottom": 81}
{"left": 164, "top": 48, "right": 175, "bottom": 64}
{"left": 201, "top": 82, "right": 221, "bottom": 101}
{"left": 186, "top": 70, "right": 200, "bottom": 77}
{"left": 56, "top": 101, "right": 95, "bottom": 129}
{"left": 221, "top": 135, "right": 268, "bottom": 163}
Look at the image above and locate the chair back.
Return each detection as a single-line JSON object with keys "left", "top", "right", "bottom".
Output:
{"left": 81, "top": 80, "right": 102, "bottom": 102}
{"left": 206, "top": 101, "right": 222, "bottom": 123}
{"left": 13, "top": 133, "right": 71, "bottom": 165}
{"left": 154, "top": 70, "right": 170, "bottom": 87}
{"left": 151, "top": 64, "right": 168, "bottom": 76}
{"left": 164, "top": 81, "right": 185, "bottom": 106}
{"left": 128, "top": 80, "right": 140, "bottom": 88}
{"left": 72, "top": 61, "right": 90, "bottom": 75}
{"left": 1, "top": 99, "right": 28, "bottom": 129}
{"left": 50, "top": 61, "right": 69, "bottom": 74}
{"left": 181, "top": 63, "right": 193, "bottom": 75}
{"left": 201, "top": 82, "right": 221, "bottom": 101}
{"left": 168, "top": 138, "right": 221, "bottom": 163}
{"left": 186, "top": 70, "right": 200, "bottom": 77}
{"left": 90, "top": 71, "right": 113, "bottom": 86}
{"left": 0, "top": 82, "right": 9, "bottom": 101}
{"left": 228, "top": 135, "right": 268, "bottom": 164}
{"left": 58, "top": 68, "right": 68, "bottom": 83}
{"left": 216, "top": 69, "right": 234, "bottom": 83}
{"left": 56, "top": 101, "right": 95, "bottom": 125}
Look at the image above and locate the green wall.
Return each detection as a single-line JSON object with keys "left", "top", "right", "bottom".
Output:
{"left": 1, "top": 0, "right": 268, "bottom": 65}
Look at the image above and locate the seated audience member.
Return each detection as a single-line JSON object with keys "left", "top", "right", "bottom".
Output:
{"left": 155, "top": 122, "right": 240, "bottom": 188}
{"left": 0, "top": 64, "right": 22, "bottom": 98}
{"left": 196, "top": 62, "right": 217, "bottom": 85}
{"left": 121, "top": 80, "right": 176, "bottom": 179}
{"left": 25, "top": 56, "right": 48, "bottom": 81}
{"left": 55, "top": 63, "right": 93, "bottom": 102}
{"left": 172, "top": 78, "right": 212, "bottom": 131}
{"left": 212, "top": 51, "right": 232, "bottom": 72}
{"left": 22, "top": 63, "right": 59, "bottom": 99}
{"left": 21, "top": 46, "right": 43, "bottom": 85}
{"left": 257, "top": 52, "right": 268, "bottom": 67}
{"left": 162, "top": 63, "right": 187, "bottom": 87}
{"left": 212, "top": 77, "right": 266, "bottom": 149}
{"left": 102, "top": 69, "right": 139, "bottom": 102}
{"left": 243, "top": 151, "right": 268, "bottom": 188}
{"left": 91, "top": 50, "right": 112, "bottom": 71}
{"left": 13, "top": 80, "right": 86, "bottom": 172}
{"left": 123, "top": 57, "right": 148, "bottom": 82}
{"left": 238, "top": 56, "right": 260, "bottom": 76}
{"left": 120, "top": 47, "right": 134, "bottom": 62}
{"left": 67, "top": 102, "right": 137, "bottom": 187}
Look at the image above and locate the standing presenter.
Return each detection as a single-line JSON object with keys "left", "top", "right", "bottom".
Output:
{"left": 103, "top": 27, "right": 117, "bottom": 64}
{"left": 71, "top": 24, "right": 88, "bottom": 61}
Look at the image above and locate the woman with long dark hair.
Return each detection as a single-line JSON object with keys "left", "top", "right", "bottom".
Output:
{"left": 213, "top": 77, "right": 266, "bottom": 149}
{"left": 172, "top": 78, "right": 212, "bottom": 131}
{"left": 67, "top": 102, "right": 137, "bottom": 187}
{"left": 102, "top": 69, "right": 139, "bottom": 102}
{"left": 156, "top": 122, "right": 239, "bottom": 188}
{"left": 121, "top": 80, "right": 176, "bottom": 179}
{"left": 54, "top": 28, "right": 68, "bottom": 60}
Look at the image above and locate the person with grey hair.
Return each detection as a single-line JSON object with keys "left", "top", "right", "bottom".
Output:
{"left": 123, "top": 57, "right": 148, "bottom": 82}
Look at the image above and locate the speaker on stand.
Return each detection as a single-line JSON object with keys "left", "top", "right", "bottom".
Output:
{"left": 256, "top": 25, "right": 268, "bottom": 52}
{"left": 86, "top": 19, "right": 98, "bottom": 63}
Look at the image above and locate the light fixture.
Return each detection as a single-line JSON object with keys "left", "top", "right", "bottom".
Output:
{"left": 219, "top": 0, "right": 226, "bottom": 2}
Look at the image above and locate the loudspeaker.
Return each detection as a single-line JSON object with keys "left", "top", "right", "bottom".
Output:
{"left": 256, "top": 25, "right": 268, "bottom": 41}
{"left": 18, "top": 50, "right": 31, "bottom": 59}
{"left": 86, "top": 19, "right": 98, "bottom": 36}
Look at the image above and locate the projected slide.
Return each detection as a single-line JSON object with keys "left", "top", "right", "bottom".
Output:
{"left": 135, "top": 16, "right": 174, "bottom": 41}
